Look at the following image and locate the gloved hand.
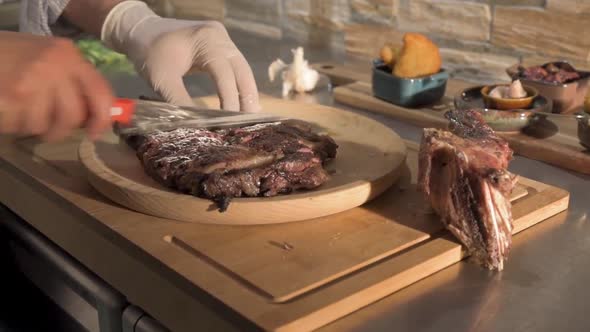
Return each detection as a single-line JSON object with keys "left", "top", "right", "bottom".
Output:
{"left": 0, "top": 31, "right": 114, "bottom": 142}
{"left": 101, "top": 1, "right": 260, "bottom": 112}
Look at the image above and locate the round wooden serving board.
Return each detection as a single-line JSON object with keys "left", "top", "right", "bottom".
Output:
{"left": 78, "top": 96, "right": 407, "bottom": 225}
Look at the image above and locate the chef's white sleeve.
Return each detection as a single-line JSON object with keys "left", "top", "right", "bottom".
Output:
{"left": 18, "top": 0, "right": 76, "bottom": 35}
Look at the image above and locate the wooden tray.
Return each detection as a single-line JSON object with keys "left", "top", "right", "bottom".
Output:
{"left": 0, "top": 97, "right": 569, "bottom": 331}
{"left": 78, "top": 97, "right": 406, "bottom": 225}
{"left": 311, "top": 61, "right": 590, "bottom": 176}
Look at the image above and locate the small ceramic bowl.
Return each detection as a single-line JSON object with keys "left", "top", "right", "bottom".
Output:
{"left": 475, "top": 108, "right": 546, "bottom": 132}
{"left": 371, "top": 59, "right": 449, "bottom": 108}
{"left": 481, "top": 84, "right": 539, "bottom": 110}
{"left": 506, "top": 61, "right": 590, "bottom": 114}
{"left": 455, "top": 86, "right": 552, "bottom": 132}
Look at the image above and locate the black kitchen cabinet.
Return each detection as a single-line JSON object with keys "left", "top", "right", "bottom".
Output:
{"left": 0, "top": 205, "right": 169, "bottom": 332}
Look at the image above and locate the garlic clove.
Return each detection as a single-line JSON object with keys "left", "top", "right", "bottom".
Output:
{"left": 489, "top": 86, "right": 505, "bottom": 99}
{"left": 508, "top": 79, "right": 527, "bottom": 98}
{"left": 282, "top": 80, "right": 293, "bottom": 97}
{"left": 299, "top": 67, "right": 320, "bottom": 93}
{"left": 268, "top": 59, "right": 287, "bottom": 82}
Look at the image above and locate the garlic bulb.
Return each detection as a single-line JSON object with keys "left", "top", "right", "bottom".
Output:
{"left": 268, "top": 47, "right": 320, "bottom": 97}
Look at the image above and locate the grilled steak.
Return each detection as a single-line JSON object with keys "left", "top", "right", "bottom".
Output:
{"left": 120, "top": 121, "right": 338, "bottom": 211}
{"left": 418, "top": 109, "right": 518, "bottom": 270}
{"left": 512, "top": 62, "right": 582, "bottom": 85}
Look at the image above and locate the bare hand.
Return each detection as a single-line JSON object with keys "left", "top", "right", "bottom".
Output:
{"left": 0, "top": 31, "right": 115, "bottom": 142}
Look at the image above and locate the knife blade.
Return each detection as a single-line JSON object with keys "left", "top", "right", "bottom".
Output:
{"left": 110, "top": 98, "right": 289, "bottom": 135}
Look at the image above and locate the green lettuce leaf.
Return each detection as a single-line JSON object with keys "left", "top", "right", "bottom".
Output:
{"left": 76, "top": 39, "right": 136, "bottom": 75}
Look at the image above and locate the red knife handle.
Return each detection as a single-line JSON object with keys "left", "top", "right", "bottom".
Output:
{"left": 110, "top": 98, "right": 135, "bottom": 124}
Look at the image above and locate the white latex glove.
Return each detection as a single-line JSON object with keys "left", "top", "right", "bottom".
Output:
{"left": 101, "top": 0, "right": 260, "bottom": 112}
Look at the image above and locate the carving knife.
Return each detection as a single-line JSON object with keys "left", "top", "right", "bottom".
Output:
{"left": 110, "top": 98, "right": 289, "bottom": 135}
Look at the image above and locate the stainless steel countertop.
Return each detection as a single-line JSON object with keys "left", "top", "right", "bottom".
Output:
{"left": 107, "top": 29, "right": 590, "bottom": 332}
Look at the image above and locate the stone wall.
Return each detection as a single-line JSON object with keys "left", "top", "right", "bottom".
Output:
{"left": 157, "top": 0, "right": 590, "bottom": 82}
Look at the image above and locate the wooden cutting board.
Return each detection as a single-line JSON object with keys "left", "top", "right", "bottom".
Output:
{"left": 311, "top": 61, "right": 371, "bottom": 86}
{"left": 0, "top": 95, "right": 569, "bottom": 331}
{"left": 311, "top": 61, "right": 590, "bottom": 175}
{"left": 78, "top": 96, "right": 406, "bottom": 225}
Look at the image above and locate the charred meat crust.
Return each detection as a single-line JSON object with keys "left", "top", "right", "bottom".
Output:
{"left": 419, "top": 109, "right": 517, "bottom": 270}
{"left": 120, "top": 121, "right": 338, "bottom": 212}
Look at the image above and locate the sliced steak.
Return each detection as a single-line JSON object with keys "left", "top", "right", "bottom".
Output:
{"left": 521, "top": 64, "right": 581, "bottom": 84}
{"left": 418, "top": 109, "right": 518, "bottom": 270}
{"left": 121, "top": 121, "right": 338, "bottom": 211}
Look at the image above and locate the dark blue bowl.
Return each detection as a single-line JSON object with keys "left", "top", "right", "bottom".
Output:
{"left": 371, "top": 59, "right": 449, "bottom": 108}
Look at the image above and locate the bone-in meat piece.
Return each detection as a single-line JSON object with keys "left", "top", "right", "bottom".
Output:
{"left": 418, "top": 109, "right": 518, "bottom": 270}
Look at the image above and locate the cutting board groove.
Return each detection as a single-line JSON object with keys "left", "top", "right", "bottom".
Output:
{"left": 163, "top": 235, "right": 274, "bottom": 299}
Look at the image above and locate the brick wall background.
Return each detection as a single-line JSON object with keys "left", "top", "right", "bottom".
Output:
{"left": 151, "top": 0, "right": 590, "bottom": 83}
